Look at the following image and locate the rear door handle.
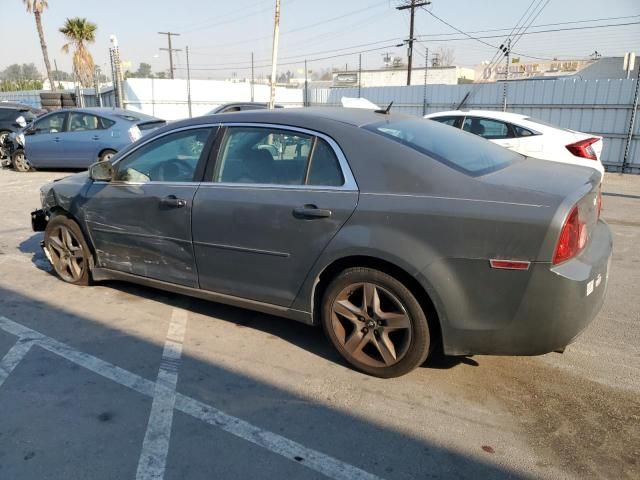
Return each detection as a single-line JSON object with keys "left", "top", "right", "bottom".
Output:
{"left": 54, "top": 137, "right": 61, "bottom": 142}
{"left": 293, "top": 205, "right": 332, "bottom": 219}
{"left": 160, "top": 195, "right": 187, "bottom": 208}
{"left": 92, "top": 135, "right": 100, "bottom": 140}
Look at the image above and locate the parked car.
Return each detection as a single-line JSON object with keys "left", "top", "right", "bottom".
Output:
{"left": 206, "top": 102, "right": 284, "bottom": 114}
{"left": 32, "top": 108, "right": 611, "bottom": 378}
{"left": 0, "top": 102, "right": 46, "bottom": 165}
{"left": 15, "top": 107, "right": 165, "bottom": 172}
{"left": 424, "top": 110, "right": 605, "bottom": 177}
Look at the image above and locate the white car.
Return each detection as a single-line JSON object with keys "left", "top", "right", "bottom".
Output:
{"left": 424, "top": 110, "right": 604, "bottom": 177}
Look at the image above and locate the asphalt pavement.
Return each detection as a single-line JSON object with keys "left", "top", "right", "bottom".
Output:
{"left": 0, "top": 169, "right": 638, "bottom": 479}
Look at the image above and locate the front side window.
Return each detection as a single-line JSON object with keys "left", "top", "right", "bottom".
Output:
{"left": 462, "top": 117, "right": 513, "bottom": 140}
{"left": 68, "top": 113, "right": 101, "bottom": 132}
{"left": 366, "top": 119, "right": 519, "bottom": 176}
{"left": 114, "top": 128, "right": 212, "bottom": 183}
{"left": 213, "top": 127, "right": 344, "bottom": 187}
{"left": 34, "top": 113, "right": 66, "bottom": 134}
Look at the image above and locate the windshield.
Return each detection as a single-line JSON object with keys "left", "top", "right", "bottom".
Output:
{"left": 365, "top": 118, "right": 520, "bottom": 176}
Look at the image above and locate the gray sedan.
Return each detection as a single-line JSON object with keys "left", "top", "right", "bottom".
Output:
{"left": 16, "top": 107, "right": 165, "bottom": 172}
{"left": 33, "top": 108, "right": 612, "bottom": 377}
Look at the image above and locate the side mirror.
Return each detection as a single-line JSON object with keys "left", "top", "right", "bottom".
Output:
{"left": 15, "top": 116, "right": 27, "bottom": 128}
{"left": 89, "top": 161, "right": 114, "bottom": 181}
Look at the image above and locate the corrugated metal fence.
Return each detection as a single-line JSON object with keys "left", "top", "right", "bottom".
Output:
{"left": 308, "top": 78, "right": 639, "bottom": 172}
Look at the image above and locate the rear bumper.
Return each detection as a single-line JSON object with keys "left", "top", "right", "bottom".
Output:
{"left": 441, "top": 220, "right": 612, "bottom": 356}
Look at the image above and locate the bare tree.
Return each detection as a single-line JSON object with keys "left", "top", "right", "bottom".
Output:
{"left": 434, "top": 47, "right": 455, "bottom": 67}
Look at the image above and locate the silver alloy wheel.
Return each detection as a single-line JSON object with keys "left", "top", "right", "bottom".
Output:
{"left": 12, "top": 151, "right": 29, "bottom": 172}
{"left": 47, "top": 225, "right": 86, "bottom": 283}
{"left": 331, "top": 282, "right": 412, "bottom": 368}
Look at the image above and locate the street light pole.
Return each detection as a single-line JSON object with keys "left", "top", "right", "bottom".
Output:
{"left": 268, "top": 0, "right": 281, "bottom": 110}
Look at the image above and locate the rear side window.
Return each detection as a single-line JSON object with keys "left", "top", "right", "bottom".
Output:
{"left": 463, "top": 117, "right": 513, "bottom": 140}
{"left": 429, "top": 116, "right": 461, "bottom": 128}
{"left": 213, "top": 126, "right": 344, "bottom": 187}
{"left": 100, "top": 117, "right": 116, "bottom": 129}
{"left": 366, "top": 119, "right": 519, "bottom": 176}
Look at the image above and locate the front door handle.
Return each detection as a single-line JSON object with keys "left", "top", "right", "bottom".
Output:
{"left": 160, "top": 195, "right": 187, "bottom": 208}
{"left": 54, "top": 137, "right": 61, "bottom": 142}
{"left": 92, "top": 135, "right": 100, "bottom": 140}
{"left": 292, "top": 205, "right": 332, "bottom": 219}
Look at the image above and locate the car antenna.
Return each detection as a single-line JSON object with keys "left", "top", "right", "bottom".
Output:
{"left": 374, "top": 101, "right": 393, "bottom": 115}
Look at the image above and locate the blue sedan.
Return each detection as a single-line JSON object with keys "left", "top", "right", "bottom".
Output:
{"left": 19, "top": 108, "right": 165, "bottom": 171}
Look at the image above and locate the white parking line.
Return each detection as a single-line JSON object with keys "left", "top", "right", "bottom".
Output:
{"left": 0, "top": 316, "right": 383, "bottom": 480}
{"left": 136, "top": 308, "right": 188, "bottom": 480}
{"left": 0, "top": 339, "right": 34, "bottom": 388}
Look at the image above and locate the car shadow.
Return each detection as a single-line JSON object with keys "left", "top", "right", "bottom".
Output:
{"left": 18, "top": 232, "right": 51, "bottom": 273}
{"left": 0, "top": 284, "right": 521, "bottom": 479}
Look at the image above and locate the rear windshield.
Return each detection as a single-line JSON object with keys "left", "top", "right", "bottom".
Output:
{"left": 365, "top": 118, "right": 519, "bottom": 176}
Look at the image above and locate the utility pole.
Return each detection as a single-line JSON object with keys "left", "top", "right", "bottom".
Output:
{"left": 622, "top": 65, "right": 640, "bottom": 173}
{"left": 358, "top": 53, "right": 362, "bottom": 98}
{"left": 422, "top": 47, "right": 428, "bottom": 115}
{"left": 502, "top": 38, "right": 511, "bottom": 112}
{"left": 109, "top": 35, "right": 124, "bottom": 109}
{"left": 158, "top": 31, "right": 181, "bottom": 79}
{"left": 396, "top": 0, "right": 430, "bottom": 86}
{"left": 304, "top": 59, "right": 308, "bottom": 106}
{"left": 186, "top": 46, "right": 192, "bottom": 118}
{"left": 269, "top": 0, "right": 281, "bottom": 109}
{"left": 251, "top": 52, "right": 255, "bottom": 102}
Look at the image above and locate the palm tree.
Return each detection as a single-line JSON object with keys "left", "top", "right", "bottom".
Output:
{"left": 23, "top": 0, "right": 55, "bottom": 90}
{"left": 59, "top": 17, "right": 97, "bottom": 87}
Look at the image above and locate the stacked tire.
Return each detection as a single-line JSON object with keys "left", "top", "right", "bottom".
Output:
{"left": 39, "top": 92, "right": 77, "bottom": 111}
{"left": 62, "top": 93, "right": 77, "bottom": 108}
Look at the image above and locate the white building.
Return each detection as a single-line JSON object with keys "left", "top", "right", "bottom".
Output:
{"left": 332, "top": 66, "right": 475, "bottom": 88}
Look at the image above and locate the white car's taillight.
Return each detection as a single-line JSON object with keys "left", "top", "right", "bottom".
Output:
{"left": 565, "top": 137, "right": 599, "bottom": 160}
{"left": 128, "top": 125, "right": 142, "bottom": 143}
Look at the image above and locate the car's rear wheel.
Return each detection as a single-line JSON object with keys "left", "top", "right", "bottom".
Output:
{"left": 44, "top": 216, "right": 92, "bottom": 286}
{"left": 321, "top": 267, "right": 430, "bottom": 378}
{"left": 99, "top": 149, "right": 116, "bottom": 162}
{"left": 12, "top": 150, "right": 30, "bottom": 172}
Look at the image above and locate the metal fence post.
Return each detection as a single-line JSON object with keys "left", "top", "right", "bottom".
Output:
{"left": 622, "top": 66, "right": 640, "bottom": 173}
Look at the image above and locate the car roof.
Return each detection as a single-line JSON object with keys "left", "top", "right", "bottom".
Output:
{"left": 190, "top": 107, "right": 412, "bottom": 129}
{"left": 426, "top": 110, "right": 530, "bottom": 122}
{"left": 56, "top": 107, "right": 162, "bottom": 122}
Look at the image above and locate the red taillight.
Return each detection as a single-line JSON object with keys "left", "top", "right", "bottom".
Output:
{"left": 553, "top": 206, "right": 587, "bottom": 265}
{"left": 566, "top": 137, "right": 599, "bottom": 160}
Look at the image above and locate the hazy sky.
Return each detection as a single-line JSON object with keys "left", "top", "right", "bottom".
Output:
{"left": 2, "top": 0, "right": 639, "bottom": 80}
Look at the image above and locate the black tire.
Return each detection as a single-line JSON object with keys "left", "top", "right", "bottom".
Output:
{"left": 44, "top": 215, "right": 92, "bottom": 286}
{"left": 0, "top": 130, "right": 10, "bottom": 159}
{"left": 98, "top": 149, "right": 117, "bottom": 162}
{"left": 61, "top": 93, "right": 76, "bottom": 101}
{"left": 321, "top": 267, "right": 430, "bottom": 378}
{"left": 11, "top": 150, "right": 31, "bottom": 172}
{"left": 40, "top": 92, "right": 62, "bottom": 101}
{"left": 61, "top": 100, "right": 77, "bottom": 108}
{"left": 41, "top": 99, "right": 63, "bottom": 107}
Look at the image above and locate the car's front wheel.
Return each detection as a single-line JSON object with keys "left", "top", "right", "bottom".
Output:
{"left": 12, "top": 150, "right": 30, "bottom": 172}
{"left": 44, "top": 215, "right": 92, "bottom": 286}
{"left": 321, "top": 267, "right": 430, "bottom": 378}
